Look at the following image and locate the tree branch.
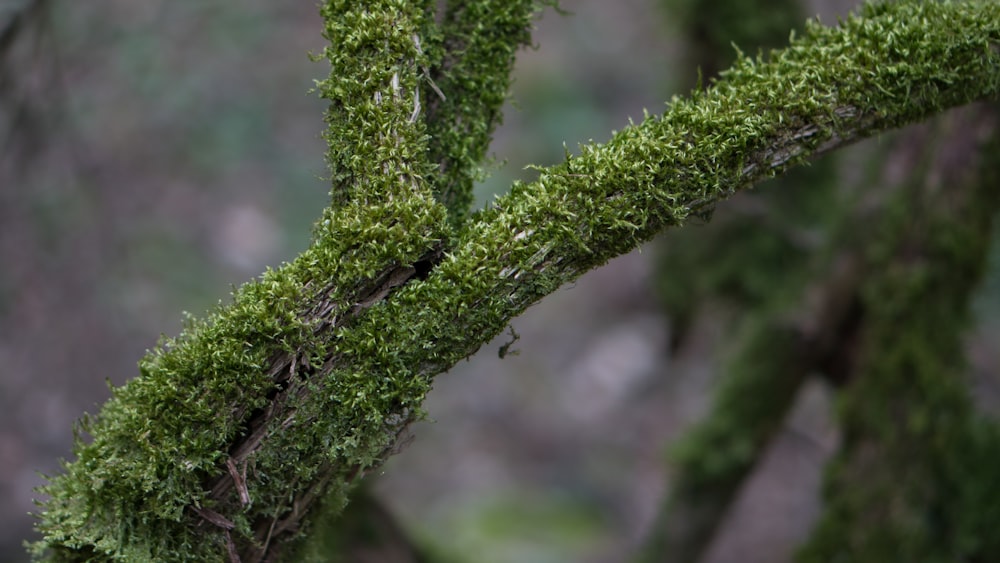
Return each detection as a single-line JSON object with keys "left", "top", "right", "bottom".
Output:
{"left": 423, "top": 0, "right": 542, "bottom": 223}
{"left": 31, "top": 1, "right": 1000, "bottom": 560}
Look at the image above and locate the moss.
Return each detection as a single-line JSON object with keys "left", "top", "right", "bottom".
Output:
{"left": 422, "top": 0, "right": 545, "bottom": 225}
{"left": 31, "top": 1, "right": 1000, "bottom": 560}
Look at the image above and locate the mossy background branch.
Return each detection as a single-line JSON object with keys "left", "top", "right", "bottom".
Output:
{"left": 797, "top": 103, "right": 1000, "bottom": 562}
{"left": 29, "top": 1, "right": 1000, "bottom": 561}
{"left": 638, "top": 253, "right": 862, "bottom": 563}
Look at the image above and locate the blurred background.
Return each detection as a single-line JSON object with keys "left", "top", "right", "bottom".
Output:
{"left": 2, "top": 0, "right": 999, "bottom": 561}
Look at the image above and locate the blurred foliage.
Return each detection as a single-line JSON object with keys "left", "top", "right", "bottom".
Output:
{"left": 975, "top": 219, "right": 1000, "bottom": 321}
{"left": 416, "top": 491, "right": 607, "bottom": 563}
{"left": 661, "top": 0, "right": 803, "bottom": 76}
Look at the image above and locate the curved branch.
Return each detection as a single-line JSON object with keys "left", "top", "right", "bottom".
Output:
{"left": 32, "top": 1, "right": 1000, "bottom": 561}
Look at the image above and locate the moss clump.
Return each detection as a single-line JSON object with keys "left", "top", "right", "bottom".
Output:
{"left": 423, "top": 0, "right": 544, "bottom": 225}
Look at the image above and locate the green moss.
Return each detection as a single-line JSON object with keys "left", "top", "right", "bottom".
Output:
{"left": 31, "top": 1, "right": 1000, "bottom": 560}
{"left": 423, "top": 0, "right": 544, "bottom": 225}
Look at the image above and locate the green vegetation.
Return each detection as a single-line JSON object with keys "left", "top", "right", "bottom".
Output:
{"left": 30, "top": 0, "right": 1000, "bottom": 560}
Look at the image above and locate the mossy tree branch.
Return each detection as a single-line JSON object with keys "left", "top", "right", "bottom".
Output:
{"left": 32, "top": 1, "right": 1000, "bottom": 561}
{"left": 423, "top": 0, "right": 543, "bottom": 223}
